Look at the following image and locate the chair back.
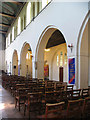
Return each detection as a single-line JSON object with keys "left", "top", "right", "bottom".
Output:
{"left": 82, "top": 88, "right": 89, "bottom": 98}
{"left": 67, "top": 99, "right": 84, "bottom": 119}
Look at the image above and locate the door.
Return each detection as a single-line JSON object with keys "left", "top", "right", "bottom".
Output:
{"left": 59, "top": 67, "right": 63, "bottom": 82}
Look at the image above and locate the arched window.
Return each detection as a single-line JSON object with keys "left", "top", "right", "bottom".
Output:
{"left": 24, "top": 14, "right": 26, "bottom": 28}
{"left": 27, "top": 2, "right": 31, "bottom": 25}
{"left": 42, "top": 0, "right": 51, "bottom": 9}
{"left": 64, "top": 53, "right": 67, "bottom": 65}
{"left": 12, "top": 27, "right": 14, "bottom": 41}
{"left": 60, "top": 52, "right": 63, "bottom": 67}
{"left": 21, "top": 18, "right": 23, "bottom": 32}
{"left": 18, "top": 17, "right": 21, "bottom": 34}
{"left": 26, "top": 51, "right": 31, "bottom": 60}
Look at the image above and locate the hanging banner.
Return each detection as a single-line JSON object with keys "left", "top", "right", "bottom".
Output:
{"left": 44, "top": 64, "right": 49, "bottom": 77}
{"left": 69, "top": 58, "right": 75, "bottom": 84}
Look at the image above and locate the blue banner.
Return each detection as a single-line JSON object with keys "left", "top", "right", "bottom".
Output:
{"left": 69, "top": 58, "right": 75, "bottom": 84}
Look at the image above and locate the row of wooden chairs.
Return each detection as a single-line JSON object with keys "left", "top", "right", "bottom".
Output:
{"left": 1, "top": 74, "right": 90, "bottom": 119}
{"left": 15, "top": 87, "right": 90, "bottom": 118}
{"left": 2, "top": 75, "right": 67, "bottom": 93}
{"left": 43, "top": 97, "right": 90, "bottom": 119}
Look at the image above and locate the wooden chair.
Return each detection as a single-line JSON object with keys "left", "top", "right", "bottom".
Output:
{"left": 66, "top": 90, "right": 73, "bottom": 101}
{"left": 72, "top": 89, "right": 81, "bottom": 100}
{"left": 81, "top": 88, "right": 89, "bottom": 99}
{"left": 37, "top": 101, "right": 65, "bottom": 120}
{"left": 45, "top": 102, "right": 65, "bottom": 119}
{"left": 15, "top": 88, "right": 29, "bottom": 111}
{"left": 45, "top": 91, "right": 57, "bottom": 104}
{"left": 66, "top": 85, "right": 73, "bottom": 91}
{"left": 66, "top": 99, "right": 84, "bottom": 119}
{"left": 83, "top": 97, "right": 90, "bottom": 118}
{"left": 45, "top": 86, "right": 54, "bottom": 92}
{"left": 54, "top": 91, "right": 64, "bottom": 102}
{"left": 24, "top": 92, "right": 44, "bottom": 118}
{"left": 88, "top": 86, "right": 90, "bottom": 96}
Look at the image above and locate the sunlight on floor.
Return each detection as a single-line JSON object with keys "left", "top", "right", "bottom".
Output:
{"left": 0, "top": 103, "right": 5, "bottom": 110}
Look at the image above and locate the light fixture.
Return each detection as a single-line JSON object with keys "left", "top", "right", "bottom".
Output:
{"left": 28, "top": 47, "right": 31, "bottom": 51}
{"left": 26, "top": 51, "right": 30, "bottom": 60}
{"left": 68, "top": 43, "right": 73, "bottom": 52}
{"left": 44, "top": 49, "right": 50, "bottom": 52}
{"left": 26, "top": 47, "right": 33, "bottom": 59}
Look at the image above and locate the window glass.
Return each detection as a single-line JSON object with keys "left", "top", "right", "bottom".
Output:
{"left": 27, "top": 2, "right": 31, "bottom": 25}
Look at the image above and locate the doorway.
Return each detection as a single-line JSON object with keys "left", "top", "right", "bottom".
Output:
{"left": 59, "top": 67, "right": 63, "bottom": 82}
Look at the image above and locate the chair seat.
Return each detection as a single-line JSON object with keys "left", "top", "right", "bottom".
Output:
{"left": 37, "top": 110, "right": 66, "bottom": 119}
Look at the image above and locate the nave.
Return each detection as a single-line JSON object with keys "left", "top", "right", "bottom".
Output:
{"left": 1, "top": 74, "right": 90, "bottom": 119}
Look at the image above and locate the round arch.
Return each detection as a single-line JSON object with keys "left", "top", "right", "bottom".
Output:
{"left": 12, "top": 50, "right": 18, "bottom": 75}
{"left": 35, "top": 25, "right": 68, "bottom": 79}
{"left": 20, "top": 42, "right": 32, "bottom": 77}
{"left": 77, "top": 11, "right": 90, "bottom": 88}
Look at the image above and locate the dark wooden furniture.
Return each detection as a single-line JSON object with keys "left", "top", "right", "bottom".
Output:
{"left": 15, "top": 88, "right": 29, "bottom": 111}
{"left": 24, "top": 92, "right": 44, "bottom": 117}
{"left": 83, "top": 97, "right": 90, "bottom": 118}
{"left": 66, "top": 99, "right": 84, "bottom": 119}
{"left": 45, "top": 102, "right": 65, "bottom": 119}
{"left": 72, "top": 89, "right": 81, "bottom": 100}
{"left": 81, "top": 88, "right": 89, "bottom": 99}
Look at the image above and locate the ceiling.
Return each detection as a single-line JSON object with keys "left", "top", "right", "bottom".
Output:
{"left": 0, "top": 2, "right": 65, "bottom": 49}
{"left": 0, "top": 1, "right": 26, "bottom": 36}
{"left": 46, "top": 30, "right": 66, "bottom": 49}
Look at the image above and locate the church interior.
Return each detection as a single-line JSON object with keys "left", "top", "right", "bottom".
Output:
{"left": 0, "top": 0, "right": 90, "bottom": 119}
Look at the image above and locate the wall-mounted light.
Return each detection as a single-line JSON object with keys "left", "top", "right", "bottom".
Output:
{"left": 26, "top": 47, "right": 33, "bottom": 59}
{"left": 28, "top": 47, "right": 33, "bottom": 58}
{"left": 44, "top": 49, "right": 50, "bottom": 52}
{"left": 28, "top": 47, "right": 31, "bottom": 51}
{"left": 26, "top": 51, "right": 31, "bottom": 60}
{"left": 68, "top": 43, "right": 73, "bottom": 52}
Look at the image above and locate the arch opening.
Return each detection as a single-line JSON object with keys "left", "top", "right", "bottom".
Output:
{"left": 12, "top": 50, "right": 18, "bottom": 75}
{"left": 20, "top": 42, "right": 32, "bottom": 77}
{"left": 36, "top": 27, "right": 68, "bottom": 82}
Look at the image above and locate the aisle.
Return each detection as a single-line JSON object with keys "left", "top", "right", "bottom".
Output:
{"left": 0, "top": 81, "right": 26, "bottom": 119}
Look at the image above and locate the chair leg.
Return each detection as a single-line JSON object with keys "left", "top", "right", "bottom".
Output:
{"left": 19, "top": 100, "right": 20, "bottom": 111}
{"left": 45, "top": 106, "right": 48, "bottom": 120}
{"left": 15, "top": 99, "right": 17, "bottom": 108}
{"left": 29, "top": 111, "right": 30, "bottom": 119}
{"left": 24, "top": 104, "right": 26, "bottom": 116}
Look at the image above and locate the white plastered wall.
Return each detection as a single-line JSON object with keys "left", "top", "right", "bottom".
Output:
{"left": 5, "top": 2, "right": 89, "bottom": 88}
{"left": 77, "top": 18, "right": 90, "bottom": 89}
{"left": 44, "top": 43, "right": 67, "bottom": 82}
